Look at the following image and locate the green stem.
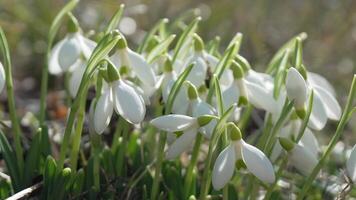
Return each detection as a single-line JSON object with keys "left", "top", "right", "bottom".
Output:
{"left": 297, "top": 75, "right": 356, "bottom": 200}
{"left": 184, "top": 133, "right": 203, "bottom": 199}
{"left": 0, "top": 28, "right": 24, "bottom": 178}
{"left": 150, "top": 132, "right": 167, "bottom": 200}
{"left": 116, "top": 119, "right": 129, "bottom": 176}
{"left": 69, "top": 94, "right": 87, "bottom": 171}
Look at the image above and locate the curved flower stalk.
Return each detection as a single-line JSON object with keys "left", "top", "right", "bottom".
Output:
{"left": 346, "top": 145, "right": 356, "bottom": 182}
{"left": 110, "top": 37, "right": 157, "bottom": 97}
{"left": 279, "top": 137, "right": 318, "bottom": 176}
{"left": 0, "top": 61, "right": 5, "bottom": 93}
{"left": 270, "top": 119, "right": 319, "bottom": 161}
{"left": 150, "top": 114, "right": 215, "bottom": 159}
{"left": 48, "top": 15, "right": 97, "bottom": 98}
{"left": 93, "top": 61, "right": 146, "bottom": 134}
{"left": 212, "top": 123, "right": 275, "bottom": 190}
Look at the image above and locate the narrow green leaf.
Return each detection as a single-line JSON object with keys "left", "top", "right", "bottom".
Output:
{"left": 166, "top": 63, "right": 195, "bottom": 114}
{"left": 71, "top": 169, "right": 85, "bottom": 195}
{"left": 24, "top": 128, "right": 42, "bottom": 185}
{"left": 147, "top": 34, "right": 176, "bottom": 63}
{"left": 137, "top": 18, "right": 169, "bottom": 53}
{"left": 0, "top": 131, "right": 21, "bottom": 191}
{"left": 213, "top": 75, "right": 224, "bottom": 116}
{"left": 273, "top": 50, "right": 290, "bottom": 98}
{"left": 104, "top": 4, "right": 125, "bottom": 34}
{"left": 43, "top": 156, "right": 57, "bottom": 198}
{"left": 171, "top": 17, "right": 201, "bottom": 64}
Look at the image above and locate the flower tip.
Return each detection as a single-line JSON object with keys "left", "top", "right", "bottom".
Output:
{"left": 120, "top": 3, "right": 125, "bottom": 8}
{"left": 235, "top": 159, "right": 246, "bottom": 170}
{"left": 238, "top": 96, "right": 248, "bottom": 107}
{"left": 227, "top": 123, "right": 242, "bottom": 141}
{"left": 279, "top": 137, "right": 294, "bottom": 152}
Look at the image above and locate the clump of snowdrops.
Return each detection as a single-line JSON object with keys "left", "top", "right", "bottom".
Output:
{"left": 0, "top": 1, "right": 355, "bottom": 199}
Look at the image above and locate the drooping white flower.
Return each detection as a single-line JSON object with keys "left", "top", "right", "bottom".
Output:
{"left": 150, "top": 114, "right": 215, "bottom": 159}
{"left": 306, "top": 72, "right": 341, "bottom": 130}
{"left": 68, "top": 59, "right": 86, "bottom": 97}
{"left": 49, "top": 19, "right": 96, "bottom": 75}
{"left": 271, "top": 119, "right": 319, "bottom": 161}
{"left": 222, "top": 61, "right": 280, "bottom": 115}
{"left": 212, "top": 123, "right": 275, "bottom": 190}
{"left": 110, "top": 37, "right": 157, "bottom": 91}
{"left": 346, "top": 145, "right": 356, "bottom": 182}
{"left": 0, "top": 61, "right": 5, "bottom": 93}
{"left": 279, "top": 137, "right": 318, "bottom": 176}
{"left": 93, "top": 62, "right": 146, "bottom": 134}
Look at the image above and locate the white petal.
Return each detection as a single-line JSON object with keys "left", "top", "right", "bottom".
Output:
{"left": 185, "top": 56, "right": 207, "bottom": 87}
{"left": 245, "top": 81, "right": 277, "bottom": 114}
{"left": 69, "top": 61, "right": 86, "bottom": 98}
{"left": 286, "top": 68, "right": 307, "bottom": 108}
{"left": 94, "top": 89, "right": 114, "bottom": 134}
{"left": 171, "top": 85, "right": 189, "bottom": 115}
{"left": 127, "top": 48, "right": 156, "bottom": 87}
{"left": 222, "top": 82, "right": 240, "bottom": 111}
{"left": 57, "top": 34, "right": 82, "bottom": 71}
{"left": 220, "top": 70, "right": 234, "bottom": 89}
{"left": 48, "top": 39, "right": 65, "bottom": 75}
{"left": 124, "top": 80, "right": 151, "bottom": 105}
{"left": 290, "top": 144, "right": 318, "bottom": 176}
{"left": 314, "top": 86, "right": 341, "bottom": 120}
{"left": 150, "top": 114, "right": 197, "bottom": 132}
{"left": 212, "top": 144, "right": 236, "bottom": 190}
{"left": 77, "top": 34, "right": 96, "bottom": 59}
{"left": 240, "top": 140, "right": 275, "bottom": 183}
{"left": 0, "top": 62, "right": 5, "bottom": 93}
{"left": 346, "top": 145, "right": 356, "bottom": 182}
{"left": 166, "top": 128, "right": 198, "bottom": 159}
{"left": 245, "top": 70, "right": 274, "bottom": 91}
{"left": 113, "top": 80, "right": 146, "bottom": 124}
{"left": 299, "top": 128, "right": 319, "bottom": 157}
{"left": 308, "top": 92, "right": 328, "bottom": 130}
{"left": 192, "top": 100, "right": 217, "bottom": 138}
{"left": 307, "top": 72, "right": 336, "bottom": 97}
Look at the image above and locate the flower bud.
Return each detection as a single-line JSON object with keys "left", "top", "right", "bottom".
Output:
{"left": 279, "top": 137, "right": 295, "bottom": 152}
{"left": 227, "top": 122, "right": 242, "bottom": 141}
{"left": 193, "top": 33, "right": 204, "bottom": 52}
{"left": 67, "top": 13, "right": 79, "bottom": 33}
{"left": 186, "top": 81, "right": 198, "bottom": 100}
{"left": 106, "top": 61, "right": 121, "bottom": 82}
{"left": 197, "top": 115, "right": 216, "bottom": 127}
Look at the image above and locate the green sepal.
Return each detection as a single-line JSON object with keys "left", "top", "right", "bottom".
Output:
{"left": 227, "top": 122, "right": 242, "bottom": 141}
{"left": 67, "top": 13, "right": 79, "bottom": 33}
{"left": 279, "top": 137, "right": 295, "bottom": 152}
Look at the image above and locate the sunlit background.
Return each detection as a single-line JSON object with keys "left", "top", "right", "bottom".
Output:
{"left": 0, "top": 0, "right": 355, "bottom": 142}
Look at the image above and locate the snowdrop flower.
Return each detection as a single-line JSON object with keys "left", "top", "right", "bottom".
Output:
{"left": 279, "top": 137, "right": 318, "bottom": 176}
{"left": 150, "top": 114, "right": 215, "bottom": 159}
{"left": 222, "top": 61, "right": 279, "bottom": 114}
{"left": 185, "top": 82, "right": 217, "bottom": 138}
{"left": 93, "top": 61, "right": 146, "bottom": 134}
{"left": 110, "top": 37, "right": 157, "bottom": 94}
{"left": 271, "top": 119, "right": 319, "bottom": 161}
{"left": 285, "top": 67, "right": 307, "bottom": 118}
{"left": 49, "top": 15, "right": 96, "bottom": 75}
{"left": 305, "top": 71, "right": 341, "bottom": 130}
{"left": 346, "top": 145, "right": 356, "bottom": 182}
{"left": 0, "top": 61, "right": 5, "bottom": 93}
{"left": 212, "top": 123, "right": 275, "bottom": 190}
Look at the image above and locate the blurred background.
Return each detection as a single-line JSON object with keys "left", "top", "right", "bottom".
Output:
{"left": 0, "top": 0, "right": 355, "bottom": 142}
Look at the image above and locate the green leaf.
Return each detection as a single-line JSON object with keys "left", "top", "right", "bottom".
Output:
{"left": 171, "top": 17, "right": 200, "bottom": 64}
{"left": 147, "top": 34, "right": 176, "bottom": 63}
{"left": 166, "top": 63, "right": 195, "bottom": 114}
{"left": 266, "top": 32, "right": 306, "bottom": 74}
{"left": 71, "top": 169, "right": 85, "bottom": 195}
{"left": 104, "top": 4, "right": 125, "bottom": 34}
{"left": 24, "top": 128, "right": 42, "bottom": 185}
{"left": 137, "top": 18, "right": 169, "bottom": 53}
{"left": 0, "top": 131, "right": 21, "bottom": 191}
{"left": 213, "top": 75, "right": 224, "bottom": 116}
{"left": 273, "top": 50, "right": 290, "bottom": 99}
{"left": 212, "top": 105, "right": 236, "bottom": 142}
{"left": 100, "top": 148, "right": 115, "bottom": 175}
{"left": 43, "top": 156, "right": 57, "bottom": 198}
